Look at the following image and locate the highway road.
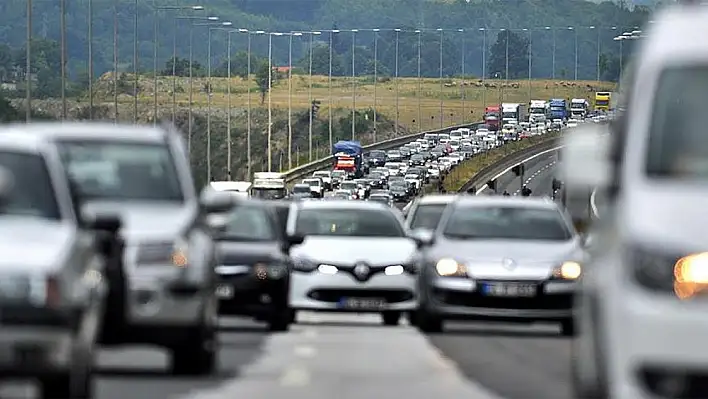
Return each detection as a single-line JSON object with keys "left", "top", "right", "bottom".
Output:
{"left": 425, "top": 150, "right": 575, "bottom": 399}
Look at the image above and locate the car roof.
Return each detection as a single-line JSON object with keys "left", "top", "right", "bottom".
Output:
{"left": 453, "top": 196, "right": 559, "bottom": 210}
{"left": 0, "top": 122, "right": 169, "bottom": 143}
{"left": 296, "top": 199, "right": 390, "bottom": 210}
{"left": 641, "top": 6, "right": 708, "bottom": 68}
{"left": 415, "top": 194, "right": 458, "bottom": 205}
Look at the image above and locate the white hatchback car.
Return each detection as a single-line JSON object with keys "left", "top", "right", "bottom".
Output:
{"left": 286, "top": 200, "right": 420, "bottom": 325}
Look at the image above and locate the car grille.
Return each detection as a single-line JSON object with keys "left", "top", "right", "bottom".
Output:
{"left": 432, "top": 285, "right": 572, "bottom": 310}
{"left": 307, "top": 289, "right": 414, "bottom": 303}
{"left": 136, "top": 241, "right": 173, "bottom": 264}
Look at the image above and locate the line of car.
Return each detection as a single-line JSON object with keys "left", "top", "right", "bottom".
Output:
{"left": 292, "top": 123, "right": 555, "bottom": 205}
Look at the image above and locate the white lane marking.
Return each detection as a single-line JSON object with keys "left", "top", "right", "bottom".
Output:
{"left": 590, "top": 187, "right": 599, "bottom": 218}
{"left": 512, "top": 160, "right": 556, "bottom": 194}
{"left": 279, "top": 366, "right": 311, "bottom": 386}
{"left": 294, "top": 345, "right": 317, "bottom": 358}
{"left": 478, "top": 145, "right": 563, "bottom": 194}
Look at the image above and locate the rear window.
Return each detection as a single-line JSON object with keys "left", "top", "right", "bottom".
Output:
{"left": 645, "top": 66, "right": 708, "bottom": 180}
{"left": 408, "top": 203, "right": 447, "bottom": 230}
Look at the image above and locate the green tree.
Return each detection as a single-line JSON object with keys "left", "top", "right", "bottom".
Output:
{"left": 300, "top": 44, "right": 344, "bottom": 76}
{"left": 254, "top": 60, "right": 278, "bottom": 104}
{"left": 487, "top": 30, "right": 529, "bottom": 79}
{"left": 214, "top": 51, "right": 261, "bottom": 79}
{"left": 162, "top": 57, "right": 202, "bottom": 77}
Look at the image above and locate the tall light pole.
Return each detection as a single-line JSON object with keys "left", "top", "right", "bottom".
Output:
{"left": 372, "top": 28, "right": 379, "bottom": 142}
{"left": 287, "top": 32, "right": 302, "bottom": 169}
{"left": 60, "top": 0, "right": 67, "bottom": 120}
{"left": 548, "top": 26, "right": 556, "bottom": 79}
{"left": 570, "top": 26, "right": 578, "bottom": 81}
{"left": 480, "top": 27, "right": 486, "bottom": 108}
{"left": 592, "top": 26, "right": 600, "bottom": 81}
{"left": 394, "top": 28, "right": 400, "bottom": 135}
{"left": 438, "top": 28, "right": 444, "bottom": 129}
{"left": 504, "top": 28, "right": 509, "bottom": 82}
{"left": 459, "top": 28, "right": 465, "bottom": 125}
{"left": 307, "top": 31, "right": 321, "bottom": 162}
{"left": 351, "top": 29, "right": 358, "bottom": 140}
{"left": 328, "top": 30, "right": 339, "bottom": 150}
{"left": 188, "top": 17, "right": 221, "bottom": 156}
{"left": 153, "top": 5, "right": 204, "bottom": 126}
{"left": 205, "top": 21, "right": 232, "bottom": 182}
{"left": 268, "top": 32, "right": 285, "bottom": 172}
{"left": 133, "top": 0, "right": 138, "bottom": 124}
{"left": 25, "top": 0, "right": 31, "bottom": 122}
{"left": 249, "top": 30, "right": 265, "bottom": 177}
{"left": 88, "top": 0, "right": 93, "bottom": 120}
{"left": 416, "top": 29, "right": 422, "bottom": 132}
{"left": 525, "top": 28, "right": 531, "bottom": 102}
{"left": 113, "top": 0, "right": 118, "bottom": 122}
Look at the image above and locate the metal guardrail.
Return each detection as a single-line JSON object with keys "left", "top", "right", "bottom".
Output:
{"left": 458, "top": 136, "right": 563, "bottom": 193}
{"left": 284, "top": 121, "right": 485, "bottom": 184}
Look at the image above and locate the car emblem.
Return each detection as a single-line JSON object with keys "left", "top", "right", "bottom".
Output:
{"left": 502, "top": 258, "right": 517, "bottom": 270}
{"left": 353, "top": 262, "right": 370, "bottom": 278}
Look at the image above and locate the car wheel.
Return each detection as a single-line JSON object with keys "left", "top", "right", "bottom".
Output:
{"left": 416, "top": 309, "right": 444, "bottom": 333}
{"left": 171, "top": 324, "right": 217, "bottom": 376}
{"left": 561, "top": 318, "right": 576, "bottom": 337}
{"left": 381, "top": 311, "right": 401, "bottom": 326}
{"left": 268, "top": 307, "right": 292, "bottom": 332}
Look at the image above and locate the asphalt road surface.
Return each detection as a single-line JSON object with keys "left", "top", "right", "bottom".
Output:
{"left": 425, "top": 152, "right": 575, "bottom": 399}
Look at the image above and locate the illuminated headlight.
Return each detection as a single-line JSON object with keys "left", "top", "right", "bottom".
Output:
{"left": 435, "top": 258, "right": 467, "bottom": 277}
{"left": 551, "top": 261, "right": 582, "bottom": 280}
{"left": 317, "top": 264, "right": 338, "bottom": 275}
{"left": 136, "top": 240, "right": 189, "bottom": 267}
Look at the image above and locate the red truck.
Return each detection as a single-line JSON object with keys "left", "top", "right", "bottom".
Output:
{"left": 484, "top": 105, "right": 501, "bottom": 131}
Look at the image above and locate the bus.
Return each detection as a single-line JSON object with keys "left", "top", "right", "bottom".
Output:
{"left": 595, "top": 92, "right": 611, "bottom": 112}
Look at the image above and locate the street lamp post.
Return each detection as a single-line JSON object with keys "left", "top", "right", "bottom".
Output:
{"left": 592, "top": 26, "right": 600, "bottom": 81}
{"left": 416, "top": 29, "right": 422, "bottom": 132}
{"left": 267, "top": 32, "right": 284, "bottom": 172}
{"left": 351, "top": 29, "right": 358, "bottom": 140}
{"left": 113, "top": 0, "right": 118, "bottom": 122}
{"left": 60, "top": 0, "right": 67, "bottom": 120}
{"left": 287, "top": 32, "right": 302, "bottom": 169}
{"left": 394, "top": 28, "right": 400, "bottom": 135}
{"left": 525, "top": 28, "right": 531, "bottom": 102}
{"left": 372, "top": 29, "right": 379, "bottom": 141}
{"left": 459, "top": 28, "right": 465, "bottom": 125}
{"left": 133, "top": 0, "right": 138, "bottom": 124}
{"left": 307, "top": 31, "right": 321, "bottom": 162}
{"left": 570, "top": 26, "right": 578, "bottom": 81}
{"left": 88, "top": 0, "right": 93, "bottom": 120}
{"left": 480, "top": 28, "right": 486, "bottom": 108}
{"left": 328, "top": 30, "right": 339, "bottom": 151}
{"left": 249, "top": 31, "right": 265, "bottom": 177}
{"left": 26, "top": 0, "right": 31, "bottom": 122}
{"left": 438, "top": 28, "right": 444, "bottom": 129}
{"left": 504, "top": 28, "right": 509, "bottom": 81}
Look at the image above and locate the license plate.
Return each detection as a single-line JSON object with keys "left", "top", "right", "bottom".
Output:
{"left": 482, "top": 282, "right": 536, "bottom": 298}
{"left": 338, "top": 297, "right": 386, "bottom": 309}
{"left": 215, "top": 284, "right": 234, "bottom": 299}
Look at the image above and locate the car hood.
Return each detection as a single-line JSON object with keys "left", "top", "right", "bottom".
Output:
{"left": 83, "top": 201, "right": 194, "bottom": 242}
{"left": 217, "top": 241, "right": 282, "bottom": 265}
{"left": 429, "top": 238, "right": 581, "bottom": 280}
{"left": 0, "top": 217, "right": 75, "bottom": 273}
{"left": 291, "top": 236, "right": 417, "bottom": 265}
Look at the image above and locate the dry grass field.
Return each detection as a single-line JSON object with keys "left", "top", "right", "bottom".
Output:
{"left": 107, "top": 73, "right": 615, "bottom": 132}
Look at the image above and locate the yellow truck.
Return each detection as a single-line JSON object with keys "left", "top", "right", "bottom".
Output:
{"left": 594, "top": 92, "right": 611, "bottom": 112}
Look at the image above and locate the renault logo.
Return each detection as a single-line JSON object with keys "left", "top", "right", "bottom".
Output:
{"left": 502, "top": 258, "right": 516, "bottom": 270}
{"left": 353, "top": 262, "right": 370, "bottom": 278}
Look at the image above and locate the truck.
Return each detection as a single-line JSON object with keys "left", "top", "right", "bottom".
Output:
{"left": 570, "top": 98, "right": 589, "bottom": 120}
{"left": 209, "top": 181, "right": 252, "bottom": 199}
{"left": 251, "top": 172, "right": 287, "bottom": 200}
{"left": 548, "top": 98, "right": 568, "bottom": 120}
{"left": 528, "top": 100, "right": 548, "bottom": 124}
{"left": 594, "top": 91, "right": 611, "bottom": 112}
{"left": 484, "top": 105, "right": 501, "bottom": 131}
{"left": 332, "top": 140, "right": 364, "bottom": 178}
{"left": 501, "top": 103, "right": 528, "bottom": 124}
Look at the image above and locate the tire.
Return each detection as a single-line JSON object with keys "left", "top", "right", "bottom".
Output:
{"left": 381, "top": 311, "right": 401, "bottom": 326}
{"left": 40, "top": 367, "right": 93, "bottom": 399}
{"left": 561, "top": 318, "right": 576, "bottom": 337}
{"left": 268, "top": 308, "right": 292, "bottom": 332}
{"left": 416, "top": 309, "right": 444, "bottom": 333}
{"left": 171, "top": 324, "right": 217, "bottom": 376}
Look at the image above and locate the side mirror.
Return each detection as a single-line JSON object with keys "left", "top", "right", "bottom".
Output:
{"left": 560, "top": 124, "right": 610, "bottom": 190}
{"left": 199, "top": 189, "right": 235, "bottom": 214}
{"left": 206, "top": 214, "right": 228, "bottom": 233}
{"left": 281, "top": 234, "right": 305, "bottom": 253}
{"left": 409, "top": 229, "right": 435, "bottom": 248}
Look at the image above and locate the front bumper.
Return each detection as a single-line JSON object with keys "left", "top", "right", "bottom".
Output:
{"left": 423, "top": 276, "right": 575, "bottom": 321}
{"left": 215, "top": 267, "right": 289, "bottom": 316}
{"left": 0, "top": 327, "right": 75, "bottom": 376}
{"left": 289, "top": 270, "right": 417, "bottom": 312}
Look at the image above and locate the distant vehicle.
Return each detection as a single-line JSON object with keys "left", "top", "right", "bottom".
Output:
{"left": 332, "top": 140, "right": 364, "bottom": 178}
{"left": 252, "top": 172, "right": 287, "bottom": 200}
{"left": 291, "top": 183, "right": 313, "bottom": 199}
{"left": 209, "top": 180, "right": 252, "bottom": 199}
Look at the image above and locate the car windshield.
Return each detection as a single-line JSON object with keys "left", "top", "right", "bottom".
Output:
{"left": 222, "top": 204, "right": 275, "bottom": 241}
{"left": 645, "top": 66, "right": 708, "bottom": 180}
{"left": 0, "top": 151, "right": 61, "bottom": 220}
{"left": 313, "top": 172, "right": 329, "bottom": 178}
{"left": 293, "top": 185, "right": 310, "bottom": 193}
{"left": 442, "top": 206, "right": 572, "bottom": 241}
{"left": 331, "top": 171, "right": 346, "bottom": 178}
{"left": 295, "top": 208, "right": 404, "bottom": 237}
{"left": 370, "top": 195, "right": 389, "bottom": 202}
{"left": 408, "top": 204, "right": 447, "bottom": 230}
{"left": 340, "top": 182, "right": 357, "bottom": 190}
{"left": 369, "top": 173, "right": 383, "bottom": 179}
{"left": 370, "top": 151, "right": 385, "bottom": 158}
{"left": 303, "top": 179, "right": 320, "bottom": 186}
{"left": 58, "top": 140, "right": 183, "bottom": 202}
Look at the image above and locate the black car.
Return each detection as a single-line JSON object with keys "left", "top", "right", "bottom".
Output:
{"left": 367, "top": 172, "right": 387, "bottom": 188}
{"left": 215, "top": 200, "right": 303, "bottom": 331}
{"left": 409, "top": 154, "right": 425, "bottom": 166}
{"left": 368, "top": 150, "right": 387, "bottom": 167}
{"left": 389, "top": 183, "right": 410, "bottom": 202}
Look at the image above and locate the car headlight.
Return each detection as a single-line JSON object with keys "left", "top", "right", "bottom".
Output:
{"left": 435, "top": 258, "right": 467, "bottom": 277}
{"left": 292, "top": 258, "right": 318, "bottom": 272}
{"left": 551, "top": 261, "right": 582, "bottom": 280}
{"left": 631, "top": 247, "right": 708, "bottom": 300}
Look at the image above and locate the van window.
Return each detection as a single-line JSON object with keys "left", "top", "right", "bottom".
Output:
{"left": 645, "top": 66, "right": 708, "bottom": 180}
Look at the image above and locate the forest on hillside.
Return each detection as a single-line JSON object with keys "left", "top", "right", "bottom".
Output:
{"left": 0, "top": 0, "right": 649, "bottom": 99}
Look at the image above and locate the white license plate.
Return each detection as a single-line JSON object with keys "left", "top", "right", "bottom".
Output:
{"left": 482, "top": 283, "right": 536, "bottom": 298}
{"left": 215, "top": 284, "right": 235, "bottom": 299}
{"left": 339, "top": 297, "right": 386, "bottom": 309}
